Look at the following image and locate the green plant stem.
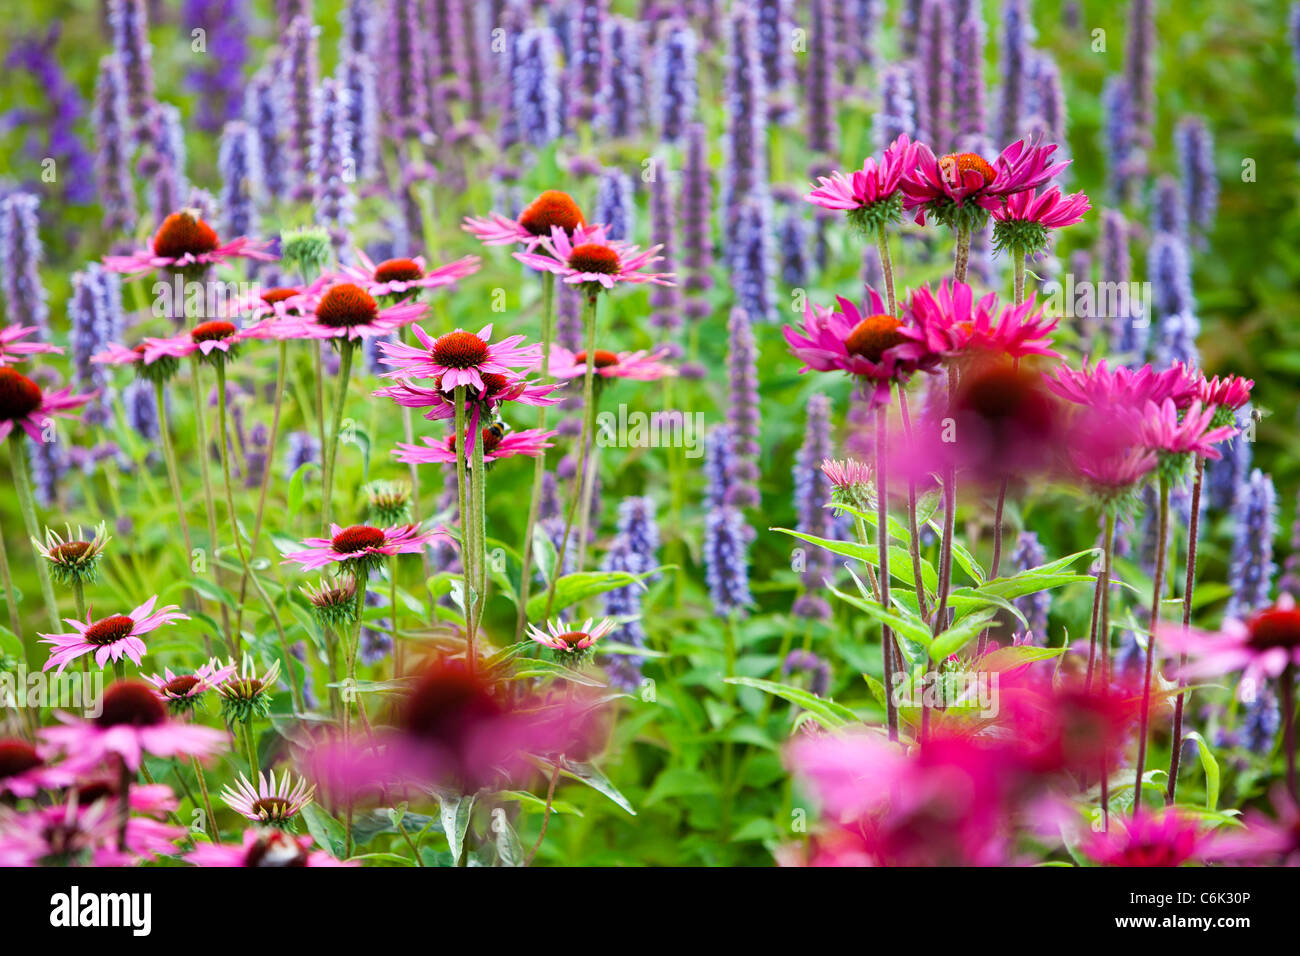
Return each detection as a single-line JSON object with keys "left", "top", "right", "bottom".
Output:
{"left": 525, "top": 763, "right": 562, "bottom": 866}
{"left": 214, "top": 361, "right": 304, "bottom": 713}
{"left": 544, "top": 292, "right": 599, "bottom": 620}
{"left": 876, "top": 222, "right": 898, "bottom": 317}
{"left": 515, "top": 271, "right": 556, "bottom": 638}
{"left": 1167, "top": 455, "right": 1204, "bottom": 803}
{"left": 8, "top": 434, "right": 60, "bottom": 631}
{"left": 322, "top": 340, "right": 356, "bottom": 531}
{"left": 396, "top": 323, "right": 434, "bottom": 623}
{"left": 875, "top": 404, "right": 899, "bottom": 742}
{"left": 0, "top": 527, "right": 24, "bottom": 653}
{"left": 896, "top": 389, "right": 928, "bottom": 620}
{"left": 188, "top": 357, "right": 235, "bottom": 656}
{"left": 190, "top": 755, "right": 221, "bottom": 844}
{"left": 953, "top": 224, "right": 972, "bottom": 283}
{"left": 470, "top": 427, "right": 488, "bottom": 641}
{"left": 153, "top": 378, "right": 196, "bottom": 568}
{"left": 242, "top": 720, "right": 259, "bottom": 778}
{"left": 1133, "top": 475, "right": 1170, "bottom": 815}
{"left": 343, "top": 579, "right": 367, "bottom": 860}
{"left": 235, "top": 341, "right": 288, "bottom": 636}
{"left": 453, "top": 387, "right": 474, "bottom": 667}
{"left": 1085, "top": 511, "right": 1117, "bottom": 693}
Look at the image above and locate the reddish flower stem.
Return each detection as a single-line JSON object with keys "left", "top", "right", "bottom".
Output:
{"left": 1167, "top": 454, "right": 1204, "bottom": 803}
{"left": 1133, "top": 475, "right": 1170, "bottom": 815}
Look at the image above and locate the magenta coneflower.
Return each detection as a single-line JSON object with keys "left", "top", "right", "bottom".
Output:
{"left": 138, "top": 320, "right": 255, "bottom": 365}
{"left": 783, "top": 286, "right": 946, "bottom": 408}
{"left": 804, "top": 134, "right": 920, "bottom": 232}
{"left": 187, "top": 827, "right": 354, "bottom": 866}
{"left": 1139, "top": 398, "right": 1236, "bottom": 460}
{"left": 374, "top": 372, "right": 563, "bottom": 422}
{"left": 103, "top": 209, "right": 276, "bottom": 277}
{"left": 902, "top": 137, "right": 1070, "bottom": 229}
{"left": 0, "top": 323, "right": 62, "bottom": 366}
{"left": 0, "top": 738, "right": 74, "bottom": 797}
{"left": 377, "top": 323, "right": 540, "bottom": 394}
{"left": 990, "top": 186, "right": 1091, "bottom": 255}
{"left": 1194, "top": 372, "right": 1253, "bottom": 424}
{"left": 1081, "top": 807, "right": 1211, "bottom": 866}
{"left": 220, "top": 769, "right": 316, "bottom": 827}
{"left": 40, "top": 680, "right": 228, "bottom": 772}
{"left": 337, "top": 250, "right": 481, "bottom": 298}
{"left": 1063, "top": 403, "right": 1158, "bottom": 500}
{"left": 91, "top": 341, "right": 181, "bottom": 382}
{"left": 281, "top": 522, "right": 445, "bottom": 572}
{"left": 907, "top": 280, "right": 1060, "bottom": 361}
{"left": 462, "top": 190, "right": 587, "bottom": 250}
{"left": 224, "top": 285, "right": 308, "bottom": 322}
{"left": 0, "top": 797, "right": 185, "bottom": 866}
{"left": 1162, "top": 593, "right": 1300, "bottom": 692}
{"left": 514, "top": 225, "right": 673, "bottom": 291}
{"left": 1044, "top": 360, "right": 1197, "bottom": 410}
{"left": 40, "top": 596, "right": 187, "bottom": 675}
{"left": 546, "top": 345, "right": 676, "bottom": 382}
{"left": 0, "top": 367, "right": 96, "bottom": 442}
{"left": 143, "top": 659, "right": 238, "bottom": 714}
{"left": 1206, "top": 787, "right": 1300, "bottom": 865}
{"left": 393, "top": 426, "right": 555, "bottom": 467}
{"left": 278, "top": 280, "right": 429, "bottom": 342}
{"left": 821, "top": 458, "right": 872, "bottom": 492}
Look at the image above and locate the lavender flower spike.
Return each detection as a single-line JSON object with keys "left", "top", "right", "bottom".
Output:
{"left": 1223, "top": 468, "right": 1277, "bottom": 623}
{"left": 0, "top": 193, "right": 50, "bottom": 339}
{"left": 792, "top": 394, "right": 833, "bottom": 620}
{"left": 726, "top": 307, "right": 762, "bottom": 508}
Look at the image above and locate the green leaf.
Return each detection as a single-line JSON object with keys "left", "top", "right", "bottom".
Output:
{"left": 770, "top": 527, "right": 873, "bottom": 564}
{"left": 725, "top": 676, "right": 858, "bottom": 729}
{"left": 531, "top": 523, "right": 558, "bottom": 586}
{"left": 929, "top": 610, "right": 999, "bottom": 660}
{"left": 524, "top": 567, "right": 669, "bottom": 620}
{"left": 1184, "top": 731, "right": 1220, "bottom": 810}
{"left": 826, "top": 582, "right": 933, "bottom": 647}
{"left": 507, "top": 657, "right": 606, "bottom": 686}
{"left": 434, "top": 790, "right": 475, "bottom": 860}
{"left": 980, "top": 644, "right": 1067, "bottom": 672}
{"left": 532, "top": 756, "right": 636, "bottom": 816}
{"left": 493, "top": 815, "right": 526, "bottom": 867}
{"left": 299, "top": 803, "right": 347, "bottom": 859}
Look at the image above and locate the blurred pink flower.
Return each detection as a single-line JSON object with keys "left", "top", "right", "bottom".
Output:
{"left": 1081, "top": 808, "right": 1211, "bottom": 866}
{"left": 545, "top": 345, "right": 676, "bottom": 381}
{"left": 1160, "top": 593, "right": 1300, "bottom": 694}
{"left": 0, "top": 323, "right": 62, "bottom": 366}
{"left": 0, "top": 367, "right": 96, "bottom": 442}
{"left": 187, "top": 827, "right": 355, "bottom": 867}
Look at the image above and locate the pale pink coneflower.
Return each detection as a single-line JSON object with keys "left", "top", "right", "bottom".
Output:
{"left": 462, "top": 190, "right": 587, "bottom": 250}
{"left": 0, "top": 323, "right": 62, "bottom": 366}
{"left": 336, "top": 250, "right": 481, "bottom": 298}
{"left": 514, "top": 224, "right": 674, "bottom": 291}
{"left": 103, "top": 209, "right": 276, "bottom": 277}
{"left": 0, "top": 367, "right": 96, "bottom": 442}
{"left": 393, "top": 426, "right": 556, "bottom": 468}
{"left": 220, "top": 769, "right": 316, "bottom": 827}
{"left": 40, "top": 596, "right": 187, "bottom": 675}
{"left": 280, "top": 522, "right": 447, "bottom": 573}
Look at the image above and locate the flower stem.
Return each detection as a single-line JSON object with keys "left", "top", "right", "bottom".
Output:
{"left": 525, "top": 762, "right": 562, "bottom": 866}
{"left": 1281, "top": 661, "right": 1298, "bottom": 803}
{"left": 896, "top": 389, "right": 928, "bottom": 620}
{"left": 470, "top": 424, "right": 489, "bottom": 641}
{"left": 453, "top": 387, "right": 474, "bottom": 667}
{"left": 235, "top": 341, "right": 288, "bottom": 636}
{"left": 876, "top": 222, "right": 898, "bottom": 317}
{"left": 153, "top": 378, "right": 196, "bottom": 569}
{"left": 214, "top": 361, "right": 304, "bottom": 713}
{"left": 189, "top": 755, "right": 221, "bottom": 844}
{"left": 545, "top": 292, "right": 600, "bottom": 620}
{"left": 0, "top": 528, "right": 24, "bottom": 655}
{"left": 1085, "top": 511, "right": 1116, "bottom": 693}
{"left": 1167, "top": 455, "right": 1204, "bottom": 803}
{"left": 8, "top": 433, "right": 60, "bottom": 631}
{"left": 322, "top": 339, "right": 356, "bottom": 531}
{"left": 188, "top": 357, "right": 235, "bottom": 656}
{"left": 516, "top": 271, "right": 556, "bottom": 638}
{"left": 1133, "top": 475, "right": 1170, "bottom": 815}
{"left": 932, "top": 367, "right": 960, "bottom": 634}
{"left": 953, "top": 224, "right": 972, "bottom": 283}
{"left": 875, "top": 404, "right": 899, "bottom": 742}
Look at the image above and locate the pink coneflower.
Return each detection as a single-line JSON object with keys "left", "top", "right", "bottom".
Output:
{"left": 1063, "top": 403, "right": 1158, "bottom": 499}
{"left": 0, "top": 324, "right": 62, "bottom": 366}
{"left": 40, "top": 596, "right": 187, "bottom": 675}
{"left": 514, "top": 225, "right": 673, "bottom": 291}
{"left": 462, "top": 190, "right": 587, "bottom": 250}
{"left": 783, "top": 286, "right": 946, "bottom": 408}
{"left": 393, "top": 426, "right": 556, "bottom": 467}
{"left": 221, "top": 286, "right": 309, "bottom": 326}
{"left": 1045, "top": 360, "right": 1198, "bottom": 410}
{"left": 1139, "top": 398, "right": 1236, "bottom": 460}
{"left": 0, "top": 795, "right": 186, "bottom": 866}
{"left": 1161, "top": 593, "right": 1300, "bottom": 692}
{"left": 374, "top": 372, "right": 563, "bottom": 422}
{"left": 220, "top": 769, "right": 316, "bottom": 827}
{"left": 1081, "top": 808, "right": 1211, "bottom": 866}
{"left": 279, "top": 280, "right": 429, "bottom": 342}
{"left": 377, "top": 323, "right": 540, "bottom": 395}
{"left": 902, "top": 137, "right": 1070, "bottom": 228}
{"left": 337, "top": 250, "right": 481, "bottom": 298}
{"left": 525, "top": 616, "right": 617, "bottom": 655}
{"left": 0, "top": 738, "right": 75, "bottom": 797}
{"left": 280, "top": 522, "right": 445, "bottom": 573}
{"left": 143, "top": 659, "right": 238, "bottom": 714}
{"left": 0, "top": 367, "right": 96, "bottom": 442}
{"left": 91, "top": 341, "right": 181, "bottom": 382}
{"left": 803, "top": 135, "right": 921, "bottom": 230}
{"left": 103, "top": 209, "right": 276, "bottom": 277}
{"left": 990, "top": 186, "right": 1091, "bottom": 254}
{"left": 138, "top": 320, "right": 255, "bottom": 364}
{"left": 546, "top": 345, "right": 676, "bottom": 382}
{"left": 907, "top": 280, "right": 1060, "bottom": 361}
{"left": 40, "top": 680, "right": 228, "bottom": 773}
{"left": 187, "top": 827, "right": 354, "bottom": 867}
